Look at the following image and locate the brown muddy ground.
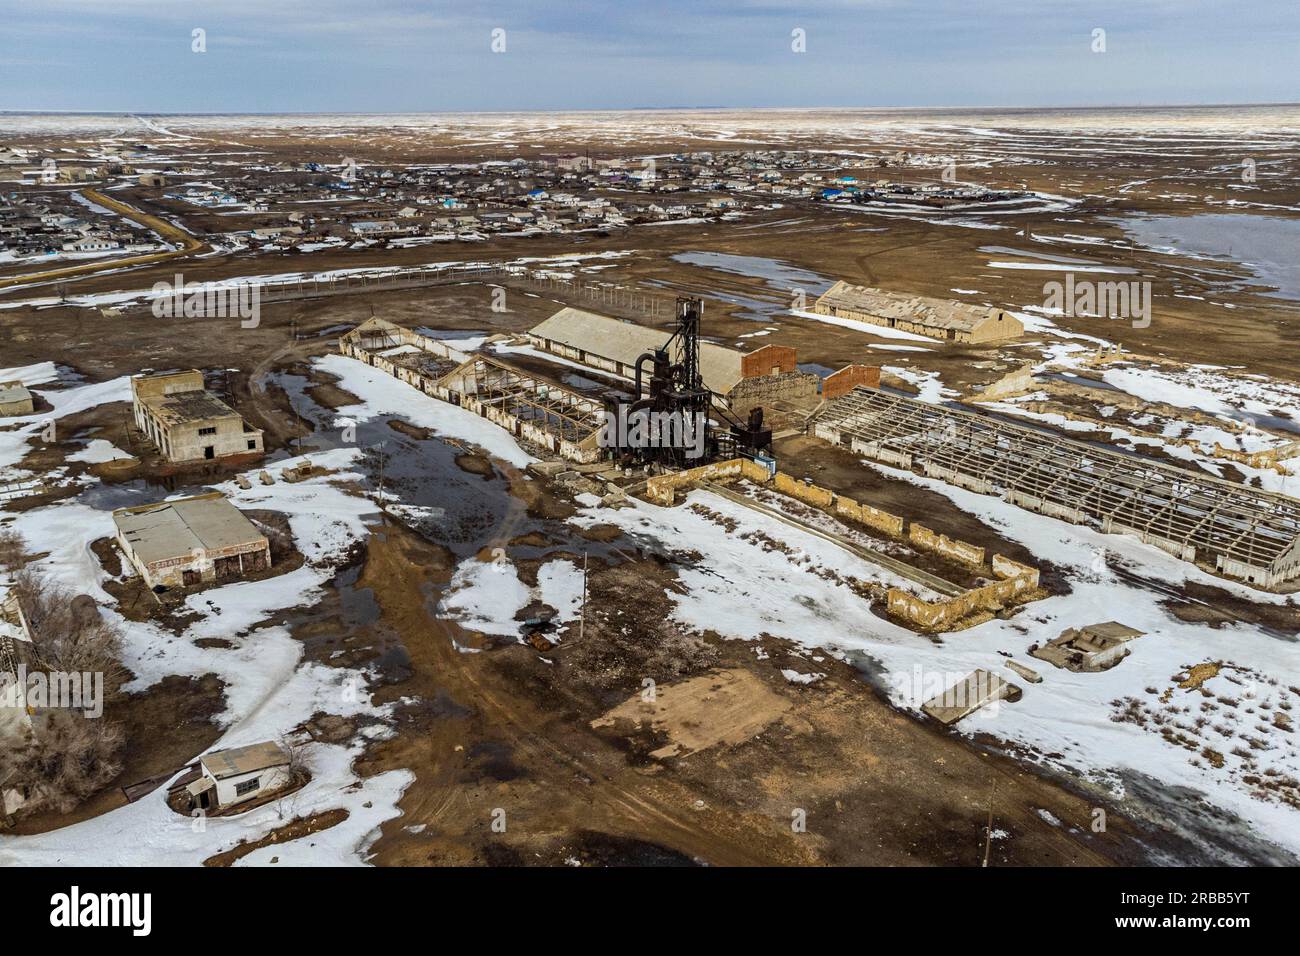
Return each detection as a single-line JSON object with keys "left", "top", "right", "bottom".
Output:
{"left": 346, "top": 519, "right": 1144, "bottom": 867}
{"left": 3, "top": 118, "right": 1296, "bottom": 862}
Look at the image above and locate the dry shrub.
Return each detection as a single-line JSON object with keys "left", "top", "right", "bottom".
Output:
{"left": 0, "top": 527, "right": 24, "bottom": 573}
{"left": 0, "top": 711, "right": 125, "bottom": 814}
{"left": 13, "top": 570, "right": 126, "bottom": 683}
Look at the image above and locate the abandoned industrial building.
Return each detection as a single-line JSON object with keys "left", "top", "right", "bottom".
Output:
{"left": 0, "top": 381, "right": 34, "bottom": 417}
{"left": 814, "top": 281, "right": 1024, "bottom": 344}
{"left": 112, "top": 492, "right": 272, "bottom": 589}
{"left": 525, "top": 306, "right": 826, "bottom": 410}
{"left": 340, "top": 317, "right": 607, "bottom": 461}
{"left": 813, "top": 386, "right": 1300, "bottom": 590}
{"left": 131, "top": 370, "right": 264, "bottom": 463}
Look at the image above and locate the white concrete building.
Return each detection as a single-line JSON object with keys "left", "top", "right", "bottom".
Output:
{"left": 188, "top": 741, "right": 292, "bottom": 811}
{"left": 113, "top": 492, "right": 271, "bottom": 589}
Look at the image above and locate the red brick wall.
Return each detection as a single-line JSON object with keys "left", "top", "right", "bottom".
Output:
{"left": 740, "top": 344, "right": 798, "bottom": 378}
{"left": 822, "top": 364, "right": 881, "bottom": 400}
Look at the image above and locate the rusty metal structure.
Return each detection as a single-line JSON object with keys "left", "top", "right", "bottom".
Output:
{"left": 621, "top": 297, "right": 772, "bottom": 467}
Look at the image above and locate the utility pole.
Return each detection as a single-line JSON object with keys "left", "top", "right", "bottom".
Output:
{"left": 982, "top": 777, "right": 997, "bottom": 868}
{"left": 373, "top": 441, "right": 388, "bottom": 524}
{"left": 578, "top": 550, "right": 588, "bottom": 642}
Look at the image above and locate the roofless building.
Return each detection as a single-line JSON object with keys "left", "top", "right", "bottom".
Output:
{"left": 813, "top": 386, "right": 1300, "bottom": 590}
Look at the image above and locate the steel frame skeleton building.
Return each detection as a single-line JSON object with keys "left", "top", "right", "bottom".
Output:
{"left": 813, "top": 387, "right": 1300, "bottom": 590}
{"left": 440, "top": 356, "right": 606, "bottom": 449}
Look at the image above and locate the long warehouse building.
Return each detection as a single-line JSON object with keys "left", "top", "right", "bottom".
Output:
{"left": 814, "top": 281, "right": 1023, "bottom": 344}
{"left": 813, "top": 386, "right": 1300, "bottom": 590}
{"left": 525, "top": 306, "right": 814, "bottom": 406}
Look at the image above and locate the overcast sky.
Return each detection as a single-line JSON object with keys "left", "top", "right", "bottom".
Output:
{"left": 1, "top": 0, "right": 1295, "bottom": 113}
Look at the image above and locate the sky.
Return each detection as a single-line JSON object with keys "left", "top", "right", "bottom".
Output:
{"left": 1, "top": 0, "right": 1296, "bottom": 113}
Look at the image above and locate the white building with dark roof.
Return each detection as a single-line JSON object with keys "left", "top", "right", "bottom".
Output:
{"left": 187, "top": 740, "right": 292, "bottom": 811}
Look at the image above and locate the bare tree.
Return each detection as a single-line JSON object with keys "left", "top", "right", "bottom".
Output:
{"left": 13, "top": 570, "right": 127, "bottom": 685}
{"left": 280, "top": 734, "right": 310, "bottom": 784}
{"left": 0, "top": 711, "right": 125, "bottom": 814}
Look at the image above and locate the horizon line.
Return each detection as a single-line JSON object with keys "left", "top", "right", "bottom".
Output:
{"left": 3, "top": 101, "right": 1300, "bottom": 118}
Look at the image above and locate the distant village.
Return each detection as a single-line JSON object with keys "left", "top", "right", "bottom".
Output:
{"left": 0, "top": 142, "right": 1038, "bottom": 264}
{"left": 0, "top": 147, "right": 168, "bottom": 262}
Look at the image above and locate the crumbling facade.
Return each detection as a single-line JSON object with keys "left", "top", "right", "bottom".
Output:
{"left": 131, "top": 370, "right": 263, "bottom": 463}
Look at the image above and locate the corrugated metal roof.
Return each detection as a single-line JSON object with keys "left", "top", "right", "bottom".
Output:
{"left": 200, "top": 740, "right": 288, "bottom": 779}
{"left": 528, "top": 307, "right": 744, "bottom": 396}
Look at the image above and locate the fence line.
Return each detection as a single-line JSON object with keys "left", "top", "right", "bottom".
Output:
{"left": 124, "top": 263, "right": 676, "bottom": 317}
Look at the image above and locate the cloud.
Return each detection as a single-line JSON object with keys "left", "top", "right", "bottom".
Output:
{"left": 0, "top": 0, "right": 1295, "bottom": 111}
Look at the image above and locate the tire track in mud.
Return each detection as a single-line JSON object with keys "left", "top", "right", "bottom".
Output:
{"left": 361, "top": 522, "right": 801, "bottom": 866}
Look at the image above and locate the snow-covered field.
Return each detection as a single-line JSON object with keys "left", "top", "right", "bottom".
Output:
{"left": 570, "top": 482, "right": 1300, "bottom": 862}
{"left": 0, "top": 354, "right": 542, "bottom": 866}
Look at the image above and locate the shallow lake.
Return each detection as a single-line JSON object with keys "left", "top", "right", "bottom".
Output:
{"left": 1107, "top": 213, "right": 1300, "bottom": 301}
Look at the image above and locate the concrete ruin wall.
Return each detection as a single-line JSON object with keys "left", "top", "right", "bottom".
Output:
{"left": 909, "top": 524, "right": 985, "bottom": 566}
{"left": 887, "top": 555, "right": 1040, "bottom": 630}
{"left": 1213, "top": 439, "right": 1300, "bottom": 474}
{"left": 727, "top": 371, "right": 820, "bottom": 416}
{"left": 971, "top": 364, "right": 1035, "bottom": 402}
{"left": 812, "top": 423, "right": 841, "bottom": 444}
{"left": 992, "top": 554, "right": 1040, "bottom": 589}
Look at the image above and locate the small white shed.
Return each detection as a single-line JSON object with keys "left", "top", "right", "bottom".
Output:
{"left": 191, "top": 741, "right": 292, "bottom": 810}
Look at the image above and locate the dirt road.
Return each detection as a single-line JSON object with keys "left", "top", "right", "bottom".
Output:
{"left": 0, "top": 188, "right": 206, "bottom": 291}
{"left": 350, "top": 512, "right": 1139, "bottom": 866}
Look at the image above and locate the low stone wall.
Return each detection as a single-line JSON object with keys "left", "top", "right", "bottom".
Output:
{"left": 643, "top": 458, "right": 769, "bottom": 505}
{"left": 992, "top": 554, "right": 1039, "bottom": 589}
{"left": 773, "top": 471, "right": 835, "bottom": 509}
{"left": 1213, "top": 439, "right": 1300, "bottom": 473}
{"left": 639, "top": 457, "right": 1042, "bottom": 631}
{"left": 909, "top": 524, "right": 985, "bottom": 566}
{"left": 886, "top": 555, "right": 1039, "bottom": 631}
{"left": 833, "top": 494, "right": 905, "bottom": 537}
